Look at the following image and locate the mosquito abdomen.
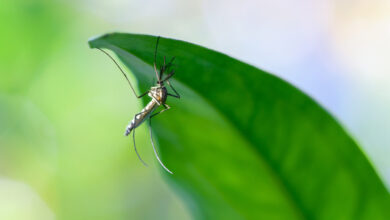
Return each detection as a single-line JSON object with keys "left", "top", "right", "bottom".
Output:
{"left": 124, "top": 101, "right": 158, "bottom": 136}
{"left": 124, "top": 122, "right": 135, "bottom": 136}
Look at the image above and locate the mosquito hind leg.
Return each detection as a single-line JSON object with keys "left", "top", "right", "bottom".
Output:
{"left": 149, "top": 118, "right": 173, "bottom": 174}
{"left": 132, "top": 128, "right": 148, "bottom": 167}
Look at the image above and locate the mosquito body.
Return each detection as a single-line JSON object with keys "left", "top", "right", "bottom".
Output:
{"left": 124, "top": 85, "right": 168, "bottom": 136}
{"left": 97, "top": 37, "right": 180, "bottom": 174}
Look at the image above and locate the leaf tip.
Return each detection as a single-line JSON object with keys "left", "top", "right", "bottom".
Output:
{"left": 87, "top": 33, "right": 115, "bottom": 49}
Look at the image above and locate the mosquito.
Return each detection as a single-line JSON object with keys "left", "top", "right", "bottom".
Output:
{"left": 97, "top": 37, "right": 180, "bottom": 174}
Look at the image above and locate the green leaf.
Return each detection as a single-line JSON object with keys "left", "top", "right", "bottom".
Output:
{"left": 88, "top": 33, "right": 390, "bottom": 219}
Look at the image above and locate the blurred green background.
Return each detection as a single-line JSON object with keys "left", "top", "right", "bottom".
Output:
{"left": 0, "top": 0, "right": 190, "bottom": 219}
{"left": 0, "top": 0, "right": 389, "bottom": 219}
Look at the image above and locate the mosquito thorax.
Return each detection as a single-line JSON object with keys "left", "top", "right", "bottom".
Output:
{"left": 149, "top": 86, "right": 167, "bottom": 103}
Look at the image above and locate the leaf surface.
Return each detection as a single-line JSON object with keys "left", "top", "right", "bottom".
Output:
{"left": 89, "top": 33, "right": 390, "bottom": 219}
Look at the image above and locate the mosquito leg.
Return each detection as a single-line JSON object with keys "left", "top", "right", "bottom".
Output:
{"left": 154, "top": 36, "right": 161, "bottom": 82}
{"left": 132, "top": 128, "right": 148, "bottom": 167}
{"left": 165, "top": 57, "right": 175, "bottom": 70}
{"left": 162, "top": 70, "right": 174, "bottom": 82}
{"left": 150, "top": 104, "right": 170, "bottom": 118}
{"left": 97, "top": 48, "right": 148, "bottom": 99}
{"left": 136, "top": 91, "right": 149, "bottom": 99}
{"left": 149, "top": 118, "right": 173, "bottom": 174}
{"left": 166, "top": 80, "right": 180, "bottom": 99}
{"left": 159, "top": 56, "right": 166, "bottom": 80}
{"left": 163, "top": 56, "right": 166, "bottom": 71}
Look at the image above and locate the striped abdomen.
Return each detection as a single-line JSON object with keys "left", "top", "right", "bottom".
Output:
{"left": 124, "top": 100, "right": 158, "bottom": 136}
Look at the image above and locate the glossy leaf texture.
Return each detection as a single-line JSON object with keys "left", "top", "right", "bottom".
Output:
{"left": 89, "top": 33, "right": 390, "bottom": 219}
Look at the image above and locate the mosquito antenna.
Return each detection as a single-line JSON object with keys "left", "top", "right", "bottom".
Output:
{"left": 160, "top": 56, "right": 166, "bottom": 80}
{"left": 97, "top": 48, "right": 139, "bottom": 98}
{"left": 154, "top": 37, "right": 161, "bottom": 82}
{"left": 149, "top": 119, "right": 173, "bottom": 174}
{"left": 133, "top": 128, "right": 148, "bottom": 167}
